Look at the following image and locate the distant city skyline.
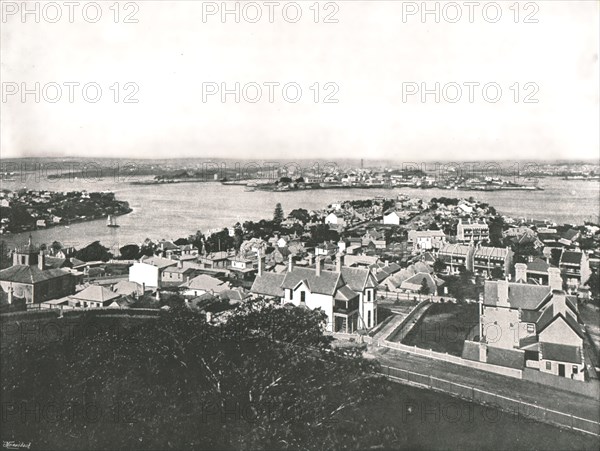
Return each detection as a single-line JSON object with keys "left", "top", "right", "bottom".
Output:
{"left": 1, "top": 1, "right": 598, "bottom": 161}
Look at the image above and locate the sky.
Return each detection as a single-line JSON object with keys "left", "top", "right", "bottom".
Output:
{"left": 1, "top": 0, "right": 599, "bottom": 161}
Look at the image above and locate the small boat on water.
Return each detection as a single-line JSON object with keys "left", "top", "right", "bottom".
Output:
{"left": 107, "top": 215, "right": 120, "bottom": 228}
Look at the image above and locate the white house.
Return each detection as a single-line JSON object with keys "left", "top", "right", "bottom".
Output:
{"left": 129, "top": 256, "right": 177, "bottom": 289}
{"left": 252, "top": 255, "right": 378, "bottom": 333}
{"left": 382, "top": 211, "right": 400, "bottom": 225}
{"left": 408, "top": 230, "right": 446, "bottom": 251}
{"left": 325, "top": 212, "right": 345, "bottom": 227}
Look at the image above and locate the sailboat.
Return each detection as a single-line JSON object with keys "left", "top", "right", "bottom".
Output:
{"left": 107, "top": 215, "right": 120, "bottom": 228}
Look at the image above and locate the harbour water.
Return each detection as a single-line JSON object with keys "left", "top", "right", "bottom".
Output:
{"left": 1, "top": 176, "right": 598, "bottom": 251}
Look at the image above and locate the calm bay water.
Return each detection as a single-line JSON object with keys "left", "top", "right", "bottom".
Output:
{"left": 1, "top": 177, "right": 598, "bottom": 251}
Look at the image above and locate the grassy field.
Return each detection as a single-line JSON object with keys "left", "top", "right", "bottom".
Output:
{"left": 401, "top": 302, "right": 479, "bottom": 356}
{"left": 349, "top": 381, "right": 599, "bottom": 451}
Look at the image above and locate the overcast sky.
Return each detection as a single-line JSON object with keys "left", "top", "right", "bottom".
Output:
{"left": 1, "top": 0, "right": 598, "bottom": 161}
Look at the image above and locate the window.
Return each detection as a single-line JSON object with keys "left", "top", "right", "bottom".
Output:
{"left": 546, "top": 361, "right": 551, "bottom": 370}
{"left": 527, "top": 324, "right": 534, "bottom": 333}
{"left": 573, "top": 366, "right": 578, "bottom": 374}
{"left": 300, "top": 291, "right": 306, "bottom": 303}
{"left": 367, "top": 311, "right": 371, "bottom": 328}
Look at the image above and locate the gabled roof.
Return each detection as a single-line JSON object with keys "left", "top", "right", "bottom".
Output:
{"left": 537, "top": 312, "right": 585, "bottom": 339}
{"left": 483, "top": 281, "right": 551, "bottom": 310}
{"left": 334, "top": 285, "right": 359, "bottom": 301}
{"left": 340, "top": 267, "right": 372, "bottom": 292}
{"left": 282, "top": 267, "right": 343, "bottom": 296}
{"left": 560, "top": 251, "right": 583, "bottom": 265}
{"left": 250, "top": 272, "right": 285, "bottom": 298}
{"left": 561, "top": 229, "right": 579, "bottom": 242}
{"left": 540, "top": 343, "right": 582, "bottom": 364}
{"left": 0, "top": 265, "right": 71, "bottom": 284}
{"left": 71, "top": 285, "right": 120, "bottom": 303}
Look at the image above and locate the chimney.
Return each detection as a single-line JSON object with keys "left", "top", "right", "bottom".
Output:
{"left": 257, "top": 251, "right": 263, "bottom": 277}
{"left": 552, "top": 291, "right": 567, "bottom": 317}
{"left": 385, "top": 260, "right": 389, "bottom": 267}
{"left": 288, "top": 254, "right": 294, "bottom": 272}
{"left": 316, "top": 256, "right": 322, "bottom": 277}
{"left": 38, "top": 250, "right": 45, "bottom": 270}
{"left": 7, "top": 285, "right": 13, "bottom": 305}
{"left": 497, "top": 279, "right": 509, "bottom": 307}
{"left": 548, "top": 267, "right": 562, "bottom": 291}
{"left": 12, "top": 250, "right": 18, "bottom": 266}
{"left": 336, "top": 253, "right": 345, "bottom": 273}
{"left": 515, "top": 263, "right": 527, "bottom": 283}
{"left": 177, "top": 260, "right": 183, "bottom": 269}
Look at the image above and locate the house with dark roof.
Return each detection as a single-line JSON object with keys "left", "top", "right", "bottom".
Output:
{"left": 474, "top": 275, "right": 585, "bottom": 381}
{"left": 67, "top": 285, "right": 121, "bottom": 308}
{"left": 0, "top": 240, "right": 75, "bottom": 305}
{"left": 559, "top": 250, "right": 591, "bottom": 292}
{"left": 251, "top": 254, "right": 378, "bottom": 332}
{"left": 514, "top": 258, "right": 556, "bottom": 285}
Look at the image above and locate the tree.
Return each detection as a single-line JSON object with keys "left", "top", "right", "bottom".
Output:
{"left": 288, "top": 208, "right": 310, "bottom": 224}
{"left": 119, "top": 244, "right": 140, "bottom": 260}
{"left": 1, "top": 301, "right": 398, "bottom": 450}
{"left": 273, "top": 203, "right": 284, "bottom": 223}
{"left": 51, "top": 241, "right": 62, "bottom": 254}
{"left": 0, "top": 240, "right": 9, "bottom": 269}
{"left": 490, "top": 267, "right": 504, "bottom": 280}
{"left": 419, "top": 278, "right": 430, "bottom": 295}
{"left": 433, "top": 258, "right": 445, "bottom": 274}
{"left": 75, "top": 241, "right": 112, "bottom": 262}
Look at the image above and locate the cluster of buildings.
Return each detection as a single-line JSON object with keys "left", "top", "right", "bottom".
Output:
{"left": 0, "top": 189, "right": 130, "bottom": 234}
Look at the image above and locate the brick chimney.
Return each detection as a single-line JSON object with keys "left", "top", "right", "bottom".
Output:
{"left": 256, "top": 252, "right": 262, "bottom": 277}
{"left": 38, "top": 250, "right": 45, "bottom": 270}
{"left": 497, "top": 279, "right": 509, "bottom": 307}
{"left": 7, "top": 285, "right": 13, "bottom": 305}
{"left": 548, "top": 267, "right": 562, "bottom": 291}
{"left": 552, "top": 291, "right": 568, "bottom": 317}
{"left": 515, "top": 263, "right": 527, "bottom": 283}
{"left": 336, "top": 253, "right": 345, "bottom": 273}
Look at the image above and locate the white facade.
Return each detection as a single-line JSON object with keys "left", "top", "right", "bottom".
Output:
{"left": 129, "top": 262, "right": 160, "bottom": 289}
{"left": 383, "top": 211, "right": 400, "bottom": 225}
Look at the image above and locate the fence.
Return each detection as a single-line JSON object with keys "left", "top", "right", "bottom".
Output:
{"left": 380, "top": 339, "right": 523, "bottom": 378}
{"left": 379, "top": 364, "right": 600, "bottom": 437}
{"left": 378, "top": 291, "right": 457, "bottom": 304}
